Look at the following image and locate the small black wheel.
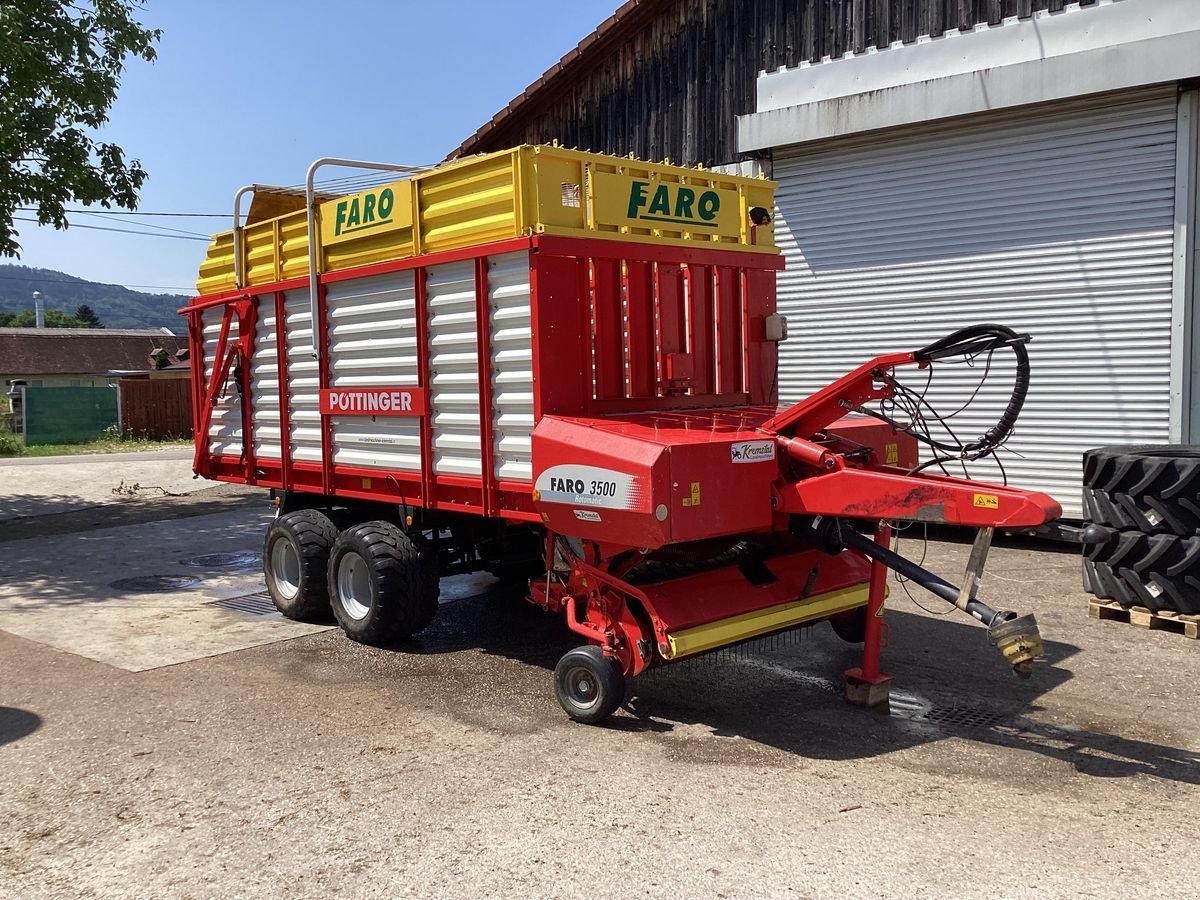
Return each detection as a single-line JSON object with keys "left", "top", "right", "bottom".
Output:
{"left": 327, "top": 520, "right": 439, "bottom": 644}
{"left": 829, "top": 606, "right": 868, "bottom": 644}
{"left": 554, "top": 645, "right": 625, "bottom": 724}
{"left": 263, "top": 509, "right": 338, "bottom": 621}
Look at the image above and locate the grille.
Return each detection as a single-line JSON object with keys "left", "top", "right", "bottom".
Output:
{"left": 918, "top": 706, "right": 1008, "bottom": 730}
{"left": 208, "top": 591, "right": 278, "bottom": 616}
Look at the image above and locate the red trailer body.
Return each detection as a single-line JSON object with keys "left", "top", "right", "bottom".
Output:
{"left": 187, "top": 150, "right": 1061, "bottom": 724}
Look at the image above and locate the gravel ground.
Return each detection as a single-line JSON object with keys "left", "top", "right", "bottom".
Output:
{"left": 1, "top": 488, "right": 1198, "bottom": 899}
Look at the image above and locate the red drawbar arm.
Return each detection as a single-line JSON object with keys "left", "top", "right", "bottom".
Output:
{"left": 762, "top": 347, "right": 1061, "bottom": 528}
{"left": 761, "top": 350, "right": 917, "bottom": 438}
{"left": 775, "top": 467, "right": 1062, "bottom": 528}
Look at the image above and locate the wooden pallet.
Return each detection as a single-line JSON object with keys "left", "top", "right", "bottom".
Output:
{"left": 1088, "top": 599, "right": 1200, "bottom": 639}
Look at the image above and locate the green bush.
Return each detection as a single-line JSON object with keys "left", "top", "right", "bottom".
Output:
{"left": 0, "top": 425, "right": 22, "bottom": 456}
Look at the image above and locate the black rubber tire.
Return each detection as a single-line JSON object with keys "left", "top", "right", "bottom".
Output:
{"left": 1083, "top": 532, "right": 1200, "bottom": 614}
{"left": 327, "top": 521, "right": 440, "bottom": 644}
{"left": 1083, "top": 445, "right": 1200, "bottom": 536}
{"left": 553, "top": 645, "right": 625, "bottom": 724}
{"left": 262, "top": 510, "right": 338, "bottom": 621}
{"left": 829, "top": 606, "right": 867, "bottom": 644}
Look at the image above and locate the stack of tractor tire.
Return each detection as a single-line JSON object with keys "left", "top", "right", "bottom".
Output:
{"left": 1082, "top": 445, "right": 1200, "bottom": 615}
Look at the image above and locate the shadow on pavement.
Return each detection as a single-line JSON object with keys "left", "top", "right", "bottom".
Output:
{"left": 0, "top": 486, "right": 260, "bottom": 544}
{"left": 398, "top": 590, "right": 1200, "bottom": 786}
{"left": 0, "top": 707, "right": 42, "bottom": 746}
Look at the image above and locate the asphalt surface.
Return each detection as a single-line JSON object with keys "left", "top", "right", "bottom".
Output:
{"left": 2, "top": 484, "right": 1199, "bottom": 898}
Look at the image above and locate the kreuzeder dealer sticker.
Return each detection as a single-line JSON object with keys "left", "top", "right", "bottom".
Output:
{"left": 730, "top": 440, "right": 776, "bottom": 464}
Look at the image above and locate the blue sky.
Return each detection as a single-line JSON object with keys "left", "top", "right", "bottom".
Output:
{"left": 11, "top": 0, "right": 619, "bottom": 295}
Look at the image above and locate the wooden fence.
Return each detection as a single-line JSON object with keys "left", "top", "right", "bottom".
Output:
{"left": 120, "top": 377, "right": 192, "bottom": 439}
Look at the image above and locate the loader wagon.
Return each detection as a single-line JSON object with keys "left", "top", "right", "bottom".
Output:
{"left": 187, "top": 145, "right": 1063, "bottom": 723}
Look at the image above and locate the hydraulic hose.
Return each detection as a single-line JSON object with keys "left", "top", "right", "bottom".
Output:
{"left": 913, "top": 323, "right": 1031, "bottom": 455}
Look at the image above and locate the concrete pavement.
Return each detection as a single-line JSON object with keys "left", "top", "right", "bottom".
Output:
{"left": 0, "top": 448, "right": 218, "bottom": 521}
{"left": 1, "top": 485, "right": 1198, "bottom": 898}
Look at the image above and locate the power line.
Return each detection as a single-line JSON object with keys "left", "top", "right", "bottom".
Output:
{"left": 74, "top": 209, "right": 210, "bottom": 238}
{"left": 10, "top": 216, "right": 210, "bottom": 242}
{"left": 16, "top": 206, "right": 228, "bottom": 218}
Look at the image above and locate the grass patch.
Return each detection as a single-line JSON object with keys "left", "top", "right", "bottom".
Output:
{"left": 0, "top": 424, "right": 192, "bottom": 458}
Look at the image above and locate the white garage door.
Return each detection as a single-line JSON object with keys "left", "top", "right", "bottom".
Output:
{"left": 773, "top": 89, "right": 1180, "bottom": 519}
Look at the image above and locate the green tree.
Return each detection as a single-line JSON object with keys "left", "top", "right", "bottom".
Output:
{"left": 74, "top": 302, "right": 103, "bottom": 327}
{"left": 0, "top": 1, "right": 161, "bottom": 257}
{"left": 0, "top": 307, "right": 85, "bottom": 327}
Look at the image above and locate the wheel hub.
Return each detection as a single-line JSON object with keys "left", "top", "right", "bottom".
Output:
{"left": 336, "top": 551, "right": 373, "bottom": 620}
{"left": 269, "top": 537, "right": 301, "bottom": 601}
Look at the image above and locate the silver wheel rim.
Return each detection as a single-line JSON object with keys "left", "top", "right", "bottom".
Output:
{"left": 336, "top": 551, "right": 372, "bottom": 621}
{"left": 564, "top": 665, "right": 601, "bottom": 712}
{"left": 269, "top": 537, "right": 301, "bottom": 601}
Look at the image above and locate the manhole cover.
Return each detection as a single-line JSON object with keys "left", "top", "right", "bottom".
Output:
{"left": 110, "top": 575, "right": 200, "bottom": 593}
{"left": 179, "top": 550, "right": 262, "bottom": 570}
{"left": 208, "top": 591, "right": 278, "bottom": 616}
{"left": 918, "top": 706, "right": 1008, "bottom": 730}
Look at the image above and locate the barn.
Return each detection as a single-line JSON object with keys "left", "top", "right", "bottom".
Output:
{"left": 452, "top": 0, "right": 1200, "bottom": 517}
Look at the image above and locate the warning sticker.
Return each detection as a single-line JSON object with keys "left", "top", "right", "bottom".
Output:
{"left": 973, "top": 493, "right": 999, "bottom": 509}
{"left": 681, "top": 482, "right": 701, "bottom": 507}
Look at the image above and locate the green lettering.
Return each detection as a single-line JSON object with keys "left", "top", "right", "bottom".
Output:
{"left": 378, "top": 188, "right": 394, "bottom": 219}
{"left": 345, "top": 198, "right": 360, "bottom": 229}
{"left": 648, "top": 184, "right": 671, "bottom": 216}
{"left": 362, "top": 192, "right": 377, "bottom": 223}
{"left": 674, "top": 187, "right": 696, "bottom": 219}
{"left": 627, "top": 181, "right": 649, "bottom": 218}
{"left": 698, "top": 191, "right": 720, "bottom": 221}
{"left": 334, "top": 201, "right": 348, "bottom": 235}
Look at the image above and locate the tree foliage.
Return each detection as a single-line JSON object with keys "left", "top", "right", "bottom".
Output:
{"left": 0, "top": 1, "right": 161, "bottom": 257}
{"left": 74, "top": 302, "right": 103, "bottom": 327}
{"left": 0, "top": 306, "right": 86, "bottom": 327}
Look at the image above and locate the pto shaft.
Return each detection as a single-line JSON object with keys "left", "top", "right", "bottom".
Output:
{"left": 837, "top": 524, "right": 1043, "bottom": 678}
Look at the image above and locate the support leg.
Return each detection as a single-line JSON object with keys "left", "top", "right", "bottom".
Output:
{"left": 845, "top": 522, "right": 893, "bottom": 707}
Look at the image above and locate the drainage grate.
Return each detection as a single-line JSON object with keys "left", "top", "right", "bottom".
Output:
{"left": 179, "top": 550, "right": 262, "bottom": 570}
{"left": 917, "top": 706, "right": 1008, "bottom": 730}
{"left": 208, "top": 591, "right": 278, "bottom": 616}
{"left": 110, "top": 575, "right": 200, "bottom": 593}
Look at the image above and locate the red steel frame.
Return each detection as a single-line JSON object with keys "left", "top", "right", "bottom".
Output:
{"left": 183, "top": 234, "right": 784, "bottom": 523}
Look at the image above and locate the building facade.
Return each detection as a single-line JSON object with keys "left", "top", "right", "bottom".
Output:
{"left": 456, "top": 0, "right": 1198, "bottom": 516}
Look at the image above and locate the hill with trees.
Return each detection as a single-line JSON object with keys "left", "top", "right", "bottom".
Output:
{"left": 0, "top": 266, "right": 187, "bottom": 332}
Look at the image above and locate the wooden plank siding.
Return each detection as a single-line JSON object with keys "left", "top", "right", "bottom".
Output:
{"left": 120, "top": 378, "right": 193, "bottom": 439}
{"left": 457, "top": 0, "right": 1098, "bottom": 167}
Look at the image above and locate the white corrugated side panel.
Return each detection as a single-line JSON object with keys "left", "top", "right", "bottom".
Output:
{"left": 284, "top": 289, "right": 322, "bottom": 464}
{"left": 488, "top": 252, "right": 534, "bottom": 482}
{"left": 426, "top": 261, "right": 481, "bottom": 476}
{"left": 326, "top": 271, "right": 422, "bottom": 471}
{"left": 249, "top": 296, "right": 281, "bottom": 460}
{"left": 773, "top": 89, "right": 1179, "bottom": 518}
{"left": 201, "top": 307, "right": 242, "bottom": 457}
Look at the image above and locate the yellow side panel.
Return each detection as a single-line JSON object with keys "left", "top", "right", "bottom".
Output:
{"left": 193, "top": 145, "right": 778, "bottom": 296}
{"left": 243, "top": 221, "right": 278, "bottom": 286}
{"left": 278, "top": 212, "right": 310, "bottom": 280}
{"left": 196, "top": 233, "right": 236, "bottom": 295}
{"left": 417, "top": 151, "right": 519, "bottom": 253}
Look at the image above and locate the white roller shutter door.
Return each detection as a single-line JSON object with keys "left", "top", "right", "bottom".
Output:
{"left": 773, "top": 89, "right": 1179, "bottom": 518}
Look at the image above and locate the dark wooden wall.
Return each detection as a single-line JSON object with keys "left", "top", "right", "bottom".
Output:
{"left": 120, "top": 377, "right": 192, "bottom": 439}
{"left": 461, "top": 0, "right": 1100, "bottom": 167}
